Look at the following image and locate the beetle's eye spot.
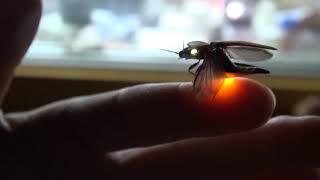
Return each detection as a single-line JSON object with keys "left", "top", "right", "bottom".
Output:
{"left": 190, "top": 49, "right": 198, "bottom": 56}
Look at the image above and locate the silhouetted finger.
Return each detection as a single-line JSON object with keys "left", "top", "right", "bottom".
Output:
{"left": 6, "top": 78, "right": 275, "bottom": 150}
{"left": 0, "top": 0, "right": 41, "bottom": 104}
{"left": 108, "top": 116, "right": 320, "bottom": 179}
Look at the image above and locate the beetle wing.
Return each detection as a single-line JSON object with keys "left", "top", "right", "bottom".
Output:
{"left": 193, "top": 54, "right": 224, "bottom": 100}
{"left": 188, "top": 41, "right": 209, "bottom": 48}
{"left": 224, "top": 46, "right": 274, "bottom": 62}
{"left": 216, "top": 41, "right": 277, "bottom": 50}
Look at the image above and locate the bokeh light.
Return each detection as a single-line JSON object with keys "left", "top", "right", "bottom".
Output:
{"left": 226, "top": 1, "right": 246, "bottom": 20}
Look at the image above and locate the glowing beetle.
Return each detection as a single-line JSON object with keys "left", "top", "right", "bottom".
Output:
{"left": 162, "top": 41, "right": 277, "bottom": 100}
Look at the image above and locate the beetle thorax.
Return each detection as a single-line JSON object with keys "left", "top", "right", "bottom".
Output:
{"left": 209, "top": 42, "right": 218, "bottom": 48}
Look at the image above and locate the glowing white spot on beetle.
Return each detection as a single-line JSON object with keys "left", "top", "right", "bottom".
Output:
{"left": 191, "top": 49, "right": 198, "bottom": 56}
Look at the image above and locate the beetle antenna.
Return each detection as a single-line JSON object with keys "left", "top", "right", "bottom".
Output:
{"left": 159, "top": 49, "right": 179, "bottom": 54}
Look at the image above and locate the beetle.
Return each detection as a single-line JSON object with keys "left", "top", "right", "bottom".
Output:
{"left": 161, "top": 41, "right": 277, "bottom": 100}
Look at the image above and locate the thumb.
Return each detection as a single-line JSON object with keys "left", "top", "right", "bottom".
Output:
{"left": 0, "top": 0, "right": 41, "bottom": 104}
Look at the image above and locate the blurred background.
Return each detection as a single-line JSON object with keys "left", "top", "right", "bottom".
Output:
{"left": 4, "top": 0, "right": 320, "bottom": 116}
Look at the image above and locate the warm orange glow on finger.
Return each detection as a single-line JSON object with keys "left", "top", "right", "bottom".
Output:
{"left": 225, "top": 73, "right": 237, "bottom": 78}
{"left": 199, "top": 78, "right": 239, "bottom": 104}
{"left": 223, "top": 78, "right": 235, "bottom": 87}
{"left": 214, "top": 78, "right": 240, "bottom": 103}
{"left": 193, "top": 77, "right": 274, "bottom": 132}
{"left": 197, "top": 78, "right": 250, "bottom": 106}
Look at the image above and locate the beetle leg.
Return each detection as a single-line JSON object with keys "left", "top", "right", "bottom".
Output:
{"left": 192, "top": 63, "right": 204, "bottom": 88}
{"left": 188, "top": 60, "right": 201, "bottom": 75}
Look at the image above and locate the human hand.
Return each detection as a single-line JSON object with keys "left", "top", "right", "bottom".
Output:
{"left": 1, "top": 78, "right": 275, "bottom": 179}
{"left": 4, "top": 78, "right": 320, "bottom": 180}
{"left": 1, "top": 0, "right": 320, "bottom": 179}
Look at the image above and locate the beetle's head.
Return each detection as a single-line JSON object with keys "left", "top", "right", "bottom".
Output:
{"left": 179, "top": 47, "right": 203, "bottom": 60}
{"left": 160, "top": 44, "right": 207, "bottom": 60}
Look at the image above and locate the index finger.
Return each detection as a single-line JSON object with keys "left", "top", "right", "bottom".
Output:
{"left": 106, "top": 77, "right": 275, "bottom": 138}
{"left": 6, "top": 78, "right": 275, "bottom": 149}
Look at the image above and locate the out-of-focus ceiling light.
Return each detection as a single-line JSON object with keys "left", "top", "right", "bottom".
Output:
{"left": 226, "top": 1, "right": 246, "bottom": 20}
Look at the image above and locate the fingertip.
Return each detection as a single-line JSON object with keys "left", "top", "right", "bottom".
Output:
{"left": 185, "top": 78, "right": 276, "bottom": 132}
{"left": 107, "top": 80, "right": 275, "bottom": 140}
{"left": 221, "top": 77, "right": 275, "bottom": 128}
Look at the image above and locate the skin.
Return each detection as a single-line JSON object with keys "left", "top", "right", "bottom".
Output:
{"left": 1, "top": 0, "right": 320, "bottom": 179}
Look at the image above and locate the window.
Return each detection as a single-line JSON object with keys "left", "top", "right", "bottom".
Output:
{"left": 23, "top": 0, "right": 320, "bottom": 80}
